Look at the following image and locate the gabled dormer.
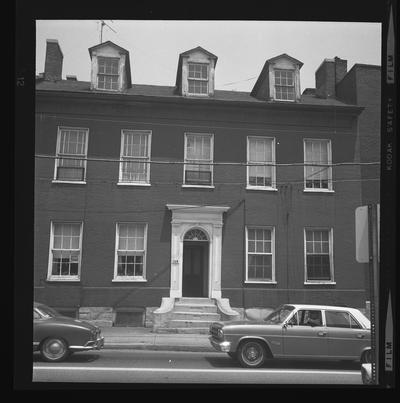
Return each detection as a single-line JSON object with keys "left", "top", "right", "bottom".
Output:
{"left": 88, "top": 41, "right": 132, "bottom": 92}
{"left": 251, "top": 53, "right": 303, "bottom": 102}
{"left": 175, "top": 46, "right": 218, "bottom": 97}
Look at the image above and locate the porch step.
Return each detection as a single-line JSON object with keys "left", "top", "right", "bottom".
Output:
{"left": 175, "top": 297, "right": 213, "bottom": 304}
{"left": 173, "top": 304, "right": 218, "bottom": 313}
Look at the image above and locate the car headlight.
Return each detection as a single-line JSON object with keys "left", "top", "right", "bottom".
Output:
{"left": 217, "top": 328, "right": 224, "bottom": 338}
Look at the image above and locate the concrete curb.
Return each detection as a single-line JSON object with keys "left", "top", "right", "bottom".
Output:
{"left": 103, "top": 343, "right": 215, "bottom": 352}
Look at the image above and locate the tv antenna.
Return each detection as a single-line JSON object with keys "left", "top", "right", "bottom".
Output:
{"left": 99, "top": 20, "right": 117, "bottom": 43}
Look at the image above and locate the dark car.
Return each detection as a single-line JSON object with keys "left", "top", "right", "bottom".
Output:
{"left": 210, "top": 304, "right": 371, "bottom": 368}
{"left": 33, "top": 302, "right": 104, "bottom": 362}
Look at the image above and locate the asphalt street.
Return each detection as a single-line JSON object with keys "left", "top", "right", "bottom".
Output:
{"left": 32, "top": 349, "right": 364, "bottom": 385}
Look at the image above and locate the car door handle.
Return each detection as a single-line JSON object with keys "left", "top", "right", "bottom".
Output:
{"left": 318, "top": 331, "right": 327, "bottom": 337}
{"left": 357, "top": 334, "right": 365, "bottom": 338}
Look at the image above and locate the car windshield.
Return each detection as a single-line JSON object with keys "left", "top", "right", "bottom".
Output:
{"left": 264, "top": 305, "right": 295, "bottom": 324}
{"left": 36, "top": 305, "right": 61, "bottom": 318}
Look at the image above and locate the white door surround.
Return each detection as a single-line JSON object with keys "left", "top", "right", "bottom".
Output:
{"left": 166, "top": 204, "right": 230, "bottom": 299}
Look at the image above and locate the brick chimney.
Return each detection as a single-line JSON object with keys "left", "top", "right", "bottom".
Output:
{"left": 44, "top": 39, "right": 63, "bottom": 81}
{"left": 315, "top": 56, "right": 347, "bottom": 98}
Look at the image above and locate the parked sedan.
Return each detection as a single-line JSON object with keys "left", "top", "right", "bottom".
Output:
{"left": 33, "top": 302, "right": 104, "bottom": 362}
{"left": 209, "top": 304, "right": 371, "bottom": 368}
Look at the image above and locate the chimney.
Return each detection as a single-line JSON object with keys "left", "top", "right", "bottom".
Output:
{"left": 44, "top": 39, "right": 63, "bottom": 81}
{"left": 315, "top": 57, "right": 347, "bottom": 98}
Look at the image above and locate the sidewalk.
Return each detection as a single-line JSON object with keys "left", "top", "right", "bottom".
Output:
{"left": 100, "top": 327, "right": 215, "bottom": 352}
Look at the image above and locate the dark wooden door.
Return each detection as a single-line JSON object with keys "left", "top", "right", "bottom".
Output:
{"left": 182, "top": 242, "right": 208, "bottom": 297}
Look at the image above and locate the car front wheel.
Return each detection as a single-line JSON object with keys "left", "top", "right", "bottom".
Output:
{"left": 40, "top": 337, "right": 69, "bottom": 362}
{"left": 237, "top": 340, "right": 267, "bottom": 368}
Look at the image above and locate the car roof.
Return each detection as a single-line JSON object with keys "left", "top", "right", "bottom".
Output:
{"left": 284, "top": 304, "right": 362, "bottom": 313}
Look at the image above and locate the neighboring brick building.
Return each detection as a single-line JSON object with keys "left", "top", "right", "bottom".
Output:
{"left": 34, "top": 39, "right": 380, "bottom": 328}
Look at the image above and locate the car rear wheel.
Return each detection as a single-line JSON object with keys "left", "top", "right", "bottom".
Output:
{"left": 237, "top": 340, "right": 267, "bottom": 368}
{"left": 361, "top": 349, "right": 372, "bottom": 364}
{"left": 40, "top": 337, "right": 69, "bottom": 362}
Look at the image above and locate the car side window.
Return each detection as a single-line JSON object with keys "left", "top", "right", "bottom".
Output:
{"left": 349, "top": 314, "right": 362, "bottom": 329}
{"left": 287, "top": 312, "right": 299, "bottom": 325}
{"left": 325, "top": 311, "right": 351, "bottom": 328}
{"left": 298, "top": 310, "right": 322, "bottom": 326}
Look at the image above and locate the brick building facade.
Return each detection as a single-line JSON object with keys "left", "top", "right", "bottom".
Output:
{"left": 34, "top": 40, "right": 380, "bottom": 328}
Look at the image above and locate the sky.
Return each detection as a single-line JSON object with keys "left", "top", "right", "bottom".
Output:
{"left": 35, "top": 20, "right": 382, "bottom": 93}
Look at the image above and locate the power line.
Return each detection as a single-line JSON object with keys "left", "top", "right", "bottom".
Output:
{"left": 34, "top": 154, "right": 380, "bottom": 167}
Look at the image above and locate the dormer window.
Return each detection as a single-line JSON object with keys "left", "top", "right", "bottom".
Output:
{"left": 188, "top": 63, "right": 209, "bottom": 95}
{"left": 251, "top": 53, "right": 303, "bottom": 102}
{"left": 274, "top": 69, "right": 295, "bottom": 101}
{"left": 88, "top": 41, "right": 132, "bottom": 92}
{"left": 97, "top": 57, "right": 119, "bottom": 90}
{"left": 175, "top": 46, "right": 217, "bottom": 97}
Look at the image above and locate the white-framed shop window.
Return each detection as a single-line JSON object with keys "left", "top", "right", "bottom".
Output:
{"left": 247, "top": 136, "right": 276, "bottom": 190}
{"left": 245, "top": 227, "right": 276, "bottom": 283}
{"left": 119, "top": 130, "right": 152, "bottom": 184}
{"left": 53, "top": 127, "right": 89, "bottom": 183}
{"left": 47, "top": 222, "right": 83, "bottom": 281}
{"left": 113, "top": 223, "right": 148, "bottom": 281}
{"left": 183, "top": 133, "right": 214, "bottom": 187}
{"left": 304, "top": 228, "right": 335, "bottom": 283}
{"left": 304, "top": 139, "right": 333, "bottom": 191}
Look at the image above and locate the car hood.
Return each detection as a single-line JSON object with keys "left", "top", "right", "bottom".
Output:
{"left": 44, "top": 316, "right": 98, "bottom": 331}
{"left": 212, "top": 319, "right": 279, "bottom": 328}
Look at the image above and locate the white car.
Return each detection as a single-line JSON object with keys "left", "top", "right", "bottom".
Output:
{"left": 210, "top": 304, "right": 371, "bottom": 368}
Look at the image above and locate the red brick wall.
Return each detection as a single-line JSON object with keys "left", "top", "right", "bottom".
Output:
{"left": 34, "top": 93, "right": 368, "bottom": 309}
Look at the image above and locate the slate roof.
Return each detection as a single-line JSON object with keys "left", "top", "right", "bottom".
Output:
{"left": 36, "top": 79, "right": 358, "bottom": 108}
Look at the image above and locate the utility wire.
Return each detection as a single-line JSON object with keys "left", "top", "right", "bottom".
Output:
{"left": 34, "top": 154, "right": 380, "bottom": 167}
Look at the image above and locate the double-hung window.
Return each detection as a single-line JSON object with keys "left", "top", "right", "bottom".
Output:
{"left": 48, "top": 222, "right": 82, "bottom": 281}
{"left": 274, "top": 69, "right": 295, "bottom": 101}
{"left": 54, "top": 127, "right": 88, "bottom": 182}
{"left": 304, "top": 139, "right": 332, "bottom": 190}
{"left": 114, "top": 223, "right": 147, "bottom": 281}
{"left": 184, "top": 133, "right": 213, "bottom": 186}
{"left": 246, "top": 227, "right": 275, "bottom": 283}
{"left": 97, "top": 57, "right": 119, "bottom": 90}
{"left": 247, "top": 136, "right": 276, "bottom": 189}
{"left": 304, "top": 228, "right": 334, "bottom": 283}
{"left": 188, "top": 63, "right": 209, "bottom": 95}
{"left": 119, "top": 130, "right": 151, "bottom": 184}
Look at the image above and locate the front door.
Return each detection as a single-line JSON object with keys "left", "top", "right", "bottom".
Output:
{"left": 182, "top": 241, "right": 208, "bottom": 297}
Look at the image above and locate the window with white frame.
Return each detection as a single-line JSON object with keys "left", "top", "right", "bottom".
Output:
{"left": 119, "top": 130, "right": 151, "bottom": 184}
{"left": 188, "top": 63, "right": 209, "bottom": 95}
{"left": 97, "top": 57, "right": 119, "bottom": 90}
{"left": 304, "top": 228, "right": 333, "bottom": 282}
{"left": 246, "top": 227, "right": 275, "bottom": 282}
{"left": 247, "top": 137, "right": 275, "bottom": 188}
{"left": 48, "top": 222, "right": 82, "bottom": 280}
{"left": 55, "top": 127, "right": 88, "bottom": 182}
{"left": 114, "top": 223, "right": 147, "bottom": 280}
{"left": 184, "top": 133, "right": 213, "bottom": 186}
{"left": 274, "top": 69, "right": 295, "bottom": 101}
{"left": 304, "top": 139, "right": 332, "bottom": 190}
